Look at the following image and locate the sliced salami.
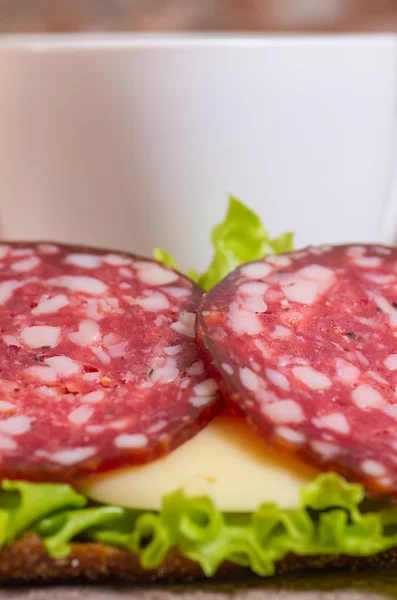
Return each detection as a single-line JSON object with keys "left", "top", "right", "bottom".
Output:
{"left": 197, "top": 244, "right": 397, "bottom": 496}
{"left": 0, "top": 242, "right": 221, "bottom": 480}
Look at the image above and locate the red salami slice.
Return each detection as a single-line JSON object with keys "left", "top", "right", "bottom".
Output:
{"left": 197, "top": 244, "right": 397, "bottom": 496}
{"left": 0, "top": 242, "right": 221, "bottom": 480}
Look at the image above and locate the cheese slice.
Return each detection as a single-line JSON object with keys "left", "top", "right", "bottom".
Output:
{"left": 77, "top": 414, "right": 319, "bottom": 512}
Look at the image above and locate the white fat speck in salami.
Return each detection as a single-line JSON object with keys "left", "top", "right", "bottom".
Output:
{"left": 83, "top": 372, "right": 100, "bottom": 382}
{"left": 292, "top": 366, "right": 331, "bottom": 390}
{"left": 162, "top": 287, "right": 192, "bottom": 298}
{"left": 119, "top": 267, "right": 133, "bottom": 278}
{"left": 346, "top": 246, "right": 366, "bottom": 258}
{"left": 309, "top": 246, "right": 330, "bottom": 255}
{"left": 64, "top": 254, "right": 102, "bottom": 269}
{"left": 135, "top": 292, "right": 170, "bottom": 312}
{"left": 32, "top": 294, "right": 69, "bottom": 315}
{"left": 265, "top": 369, "right": 290, "bottom": 391}
{"left": 68, "top": 320, "right": 101, "bottom": 347}
{"left": 82, "top": 390, "right": 104, "bottom": 404}
{"left": 48, "top": 275, "right": 108, "bottom": 295}
{"left": 241, "top": 295, "right": 268, "bottom": 314}
{"left": 0, "top": 280, "right": 22, "bottom": 305}
{"left": 12, "top": 248, "right": 34, "bottom": 257}
{"left": 335, "top": 358, "right": 360, "bottom": 385}
{"left": 355, "top": 350, "right": 370, "bottom": 366}
{"left": 149, "top": 357, "right": 179, "bottom": 383}
{"left": 114, "top": 433, "right": 148, "bottom": 449}
{"left": 240, "top": 367, "right": 261, "bottom": 392}
{"left": 85, "top": 425, "right": 106, "bottom": 435}
{"left": 239, "top": 281, "right": 268, "bottom": 295}
{"left": 228, "top": 302, "right": 262, "bottom": 335}
{"left": 0, "top": 243, "right": 220, "bottom": 480}
{"left": 164, "top": 345, "right": 182, "bottom": 356}
{"left": 11, "top": 256, "right": 41, "bottom": 272}
{"left": 68, "top": 405, "right": 94, "bottom": 425}
{"left": 263, "top": 400, "right": 305, "bottom": 424}
{"left": 3, "top": 335, "right": 20, "bottom": 347}
{"left": 310, "top": 441, "right": 340, "bottom": 460}
{"left": 276, "top": 427, "right": 306, "bottom": 444}
{"left": 91, "top": 346, "right": 111, "bottom": 364}
{"left": 383, "top": 405, "right": 397, "bottom": 419}
{"left": 385, "top": 354, "right": 397, "bottom": 371}
{"left": 361, "top": 460, "right": 387, "bottom": 477}
{"left": 372, "top": 295, "right": 397, "bottom": 327}
{"left": 25, "top": 365, "right": 57, "bottom": 383}
{"left": 107, "top": 341, "right": 127, "bottom": 358}
{"left": 364, "top": 273, "right": 395, "bottom": 285}
{"left": 20, "top": 325, "right": 61, "bottom": 349}
{"left": 298, "top": 265, "right": 335, "bottom": 280}
{"left": 375, "top": 247, "right": 392, "bottom": 255}
{"left": 170, "top": 312, "right": 196, "bottom": 338}
{"left": 267, "top": 255, "right": 292, "bottom": 268}
{"left": 352, "top": 385, "right": 384, "bottom": 408}
{"left": 189, "top": 395, "right": 215, "bottom": 407}
{"left": 353, "top": 256, "right": 382, "bottom": 268}
{"left": 0, "top": 245, "right": 10, "bottom": 259}
{"left": 45, "top": 355, "right": 81, "bottom": 376}
{"left": 369, "top": 371, "right": 388, "bottom": 385}
{"left": 241, "top": 263, "right": 273, "bottom": 279}
{"left": 37, "top": 244, "right": 60, "bottom": 255}
{"left": 110, "top": 419, "right": 132, "bottom": 431}
{"left": 0, "top": 434, "right": 17, "bottom": 451}
{"left": 193, "top": 378, "right": 218, "bottom": 396}
{"left": 312, "top": 413, "right": 350, "bottom": 434}
{"left": 186, "top": 360, "right": 205, "bottom": 375}
{"left": 138, "top": 265, "right": 179, "bottom": 286}
{"left": 146, "top": 420, "right": 167, "bottom": 434}
{"left": 0, "top": 401, "right": 15, "bottom": 411}
{"left": 272, "top": 325, "right": 291, "bottom": 338}
{"left": 0, "top": 415, "right": 32, "bottom": 436}
{"left": 40, "top": 447, "right": 97, "bottom": 466}
{"left": 197, "top": 244, "right": 397, "bottom": 496}
{"left": 103, "top": 254, "right": 131, "bottom": 267}
{"left": 281, "top": 274, "right": 334, "bottom": 305}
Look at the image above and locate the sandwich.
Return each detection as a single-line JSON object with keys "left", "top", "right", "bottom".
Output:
{"left": 1, "top": 198, "right": 397, "bottom": 583}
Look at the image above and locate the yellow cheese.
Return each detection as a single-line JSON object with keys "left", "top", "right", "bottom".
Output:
{"left": 77, "top": 414, "right": 319, "bottom": 512}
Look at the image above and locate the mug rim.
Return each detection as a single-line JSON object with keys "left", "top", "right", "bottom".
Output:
{"left": 0, "top": 32, "right": 395, "bottom": 51}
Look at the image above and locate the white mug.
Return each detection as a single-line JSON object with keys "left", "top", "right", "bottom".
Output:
{"left": 0, "top": 33, "right": 396, "bottom": 271}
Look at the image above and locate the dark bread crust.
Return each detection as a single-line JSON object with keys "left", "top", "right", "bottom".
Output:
{"left": 1, "top": 534, "right": 397, "bottom": 583}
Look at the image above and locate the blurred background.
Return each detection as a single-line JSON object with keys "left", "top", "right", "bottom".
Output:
{"left": 0, "top": 1, "right": 396, "bottom": 261}
{"left": 0, "top": 0, "right": 396, "bottom": 34}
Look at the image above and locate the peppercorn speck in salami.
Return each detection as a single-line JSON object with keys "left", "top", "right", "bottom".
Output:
{"left": 197, "top": 244, "right": 397, "bottom": 496}
{"left": 0, "top": 242, "right": 221, "bottom": 480}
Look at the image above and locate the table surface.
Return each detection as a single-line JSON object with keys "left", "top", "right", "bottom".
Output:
{"left": 2, "top": 568, "right": 397, "bottom": 600}
{"left": 0, "top": 0, "right": 396, "bottom": 33}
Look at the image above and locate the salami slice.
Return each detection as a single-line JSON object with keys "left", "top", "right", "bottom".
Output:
{"left": 0, "top": 242, "right": 221, "bottom": 480}
{"left": 197, "top": 244, "right": 397, "bottom": 496}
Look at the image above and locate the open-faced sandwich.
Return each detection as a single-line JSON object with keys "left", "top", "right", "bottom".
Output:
{"left": 1, "top": 199, "right": 397, "bottom": 583}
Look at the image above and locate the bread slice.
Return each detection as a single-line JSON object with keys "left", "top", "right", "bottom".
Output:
{"left": 1, "top": 534, "right": 397, "bottom": 583}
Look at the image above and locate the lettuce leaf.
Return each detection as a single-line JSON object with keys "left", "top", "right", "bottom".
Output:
{"left": 1, "top": 473, "right": 397, "bottom": 577}
{"left": 152, "top": 248, "right": 179, "bottom": 271}
{"left": 38, "top": 506, "right": 126, "bottom": 558}
{"left": 0, "top": 479, "right": 86, "bottom": 544}
{"left": 154, "top": 196, "right": 294, "bottom": 290}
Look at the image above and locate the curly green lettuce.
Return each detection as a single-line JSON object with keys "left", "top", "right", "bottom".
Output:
{"left": 154, "top": 196, "right": 294, "bottom": 291}
{"left": 1, "top": 474, "right": 397, "bottom": 576}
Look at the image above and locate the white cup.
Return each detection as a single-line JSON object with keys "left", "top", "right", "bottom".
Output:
{"left": 0, "top": 34, "right": 396, "bottom": 270}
